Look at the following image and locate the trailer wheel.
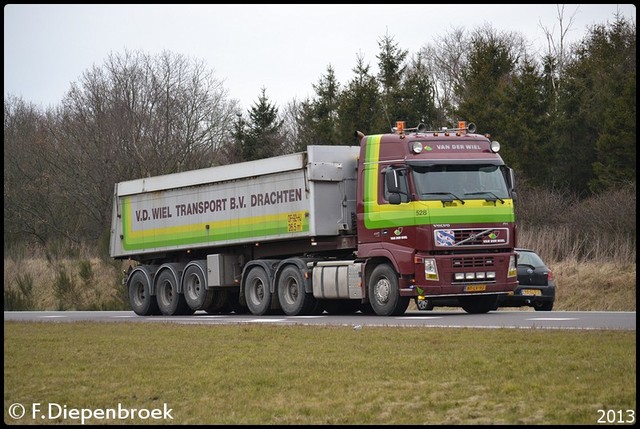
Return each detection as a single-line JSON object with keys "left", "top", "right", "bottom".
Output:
{"left": 156, "top": 270, "right": 193, "bottom": 315}
{"left": 277, "top": 265, "right": 316, "bottom": 316}
{"left": 368, "top": 264, "right": 410, "bottom": 316}
{"left": 204, "top": 289, "right": 230, "bottom": 314}
{"left": 244, "top": 267, "right": 271, "bottom": 315}
{"left": 129, "top": 270, "right": 160, "bottom": 316}
{"left": 222, "top": 289, "right": 249, "bottom": 314}
{"left": 183, "top": 263, "right": 214, "bottom": 311}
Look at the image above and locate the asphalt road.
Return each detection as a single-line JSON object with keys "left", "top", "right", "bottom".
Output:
{"left": 3, "top": 310, "right": 636, "bottom": 330}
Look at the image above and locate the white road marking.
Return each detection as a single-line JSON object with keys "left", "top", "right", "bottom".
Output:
{"left": 527, "top": 317, "right": 579, "bottom": 321}
{"left": 396, "top": 316, "right": 444, "bottom": 320}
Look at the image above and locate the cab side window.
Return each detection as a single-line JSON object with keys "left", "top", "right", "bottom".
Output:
{"left": 383, "top": 168, "right": 410, "bottom": 203}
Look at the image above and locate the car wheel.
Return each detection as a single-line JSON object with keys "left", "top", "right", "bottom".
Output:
{"left": 416, "top": 298, "right": 434, "bottom": 311}
{"left": 534, "top": 301, "right": 554, "bottom": 311}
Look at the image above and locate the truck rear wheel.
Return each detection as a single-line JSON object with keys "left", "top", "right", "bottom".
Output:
{"left": 277, "top": 265, "right": 316, "bottom": 316}
{"left": 183, "top": 262, "right": 214, "bottom": 311}
{"left": 156, "top": 270, "right": 193, "bottom": 315}
{"left": 129, "top": 270, "right": 160, "bottom": 316}
{"left": 368, "top": 264, "right": 410, "bottom": 316}
{"left": 245, "top": 267, "right": 272, "bottom": 315}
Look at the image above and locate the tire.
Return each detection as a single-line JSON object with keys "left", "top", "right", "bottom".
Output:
{"left": 459, "top": 295, "right": 498, "bottom": 314}
{"left": 277, "top": 265, "right": 317, "bottom": 316}
{"left": 368, "top": 264, "right": 410, "bottom": 316}
{"left": 244, "top": 267, "right": 272, "bottom": 315}
{"left": 358, "top": 301, "right": 375, "bottom": 314}
{"left": 128, "top": 270, "right": 160, "bottom": 316}
{"left": 182, "top": 262, "right": 214, "bottom": 311}
{"left": 155, "top": 270, "right": 192, "bottom": 315}
{"left": 227, "top": 289, "right": 250, "bottom": 314}
{"left": 534, "top": 300, "right": 554, "bottom": 311}
{"left": 204, "top": 289, "right": 230, "bottom": 314}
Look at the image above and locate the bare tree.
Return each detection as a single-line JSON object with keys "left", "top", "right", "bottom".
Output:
{"left": 418, "top": 26, "right": 468, "bottom": 124}
{"left": 7, "top": 50, "right": 240, "bottom": 245}
{"left": 539, "top": 4, "right": 579, "bottom": 106}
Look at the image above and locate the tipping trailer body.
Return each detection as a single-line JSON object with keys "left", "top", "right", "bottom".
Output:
{"left": 110, "top": 146, "right": 360, "bottom": 260}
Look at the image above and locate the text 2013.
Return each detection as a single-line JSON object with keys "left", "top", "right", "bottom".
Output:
{"left": 597, "top": 409, "right": 635, "bottom": 424}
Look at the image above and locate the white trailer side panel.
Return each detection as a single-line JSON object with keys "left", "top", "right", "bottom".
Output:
{"left": 110, "top": 146, "right": 359, "bottom": 258}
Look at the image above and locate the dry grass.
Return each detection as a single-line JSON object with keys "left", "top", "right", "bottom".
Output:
{"left": 3, "top": 256, "right": 636, "bottom": 312}
{"left": 3, "top": 256, "right": 127, "bottom": 311}
{"left": 552, "top": 259, "right": 636, "bottom": 311}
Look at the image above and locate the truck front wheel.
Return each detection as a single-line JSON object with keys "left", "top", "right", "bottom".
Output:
{"left": 245, "top": 267, "right": 272, "bottom": 315}
{"left": 368, "top": 264, "right": 410, "bottom": 316}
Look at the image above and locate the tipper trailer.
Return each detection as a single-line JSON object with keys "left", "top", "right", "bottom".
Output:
{"left": 110, "top": 121, "right": 518, "bottom": 316}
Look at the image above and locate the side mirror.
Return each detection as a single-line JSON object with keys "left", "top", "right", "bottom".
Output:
{"left": 385, "top": 168, "right": 402, "bottom": 194}
{"left": 507, "top": 167, "right": 516, "bottom": 191}
{"left": 388, "top": 193, "right": 402, "bottom": 205}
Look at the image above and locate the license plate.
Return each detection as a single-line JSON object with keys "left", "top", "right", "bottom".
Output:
{"left": 521, "top": 289, "right": 542, "bottom": 296}
{"left": 465, "top": 284, "right": 486, "bottom": 292}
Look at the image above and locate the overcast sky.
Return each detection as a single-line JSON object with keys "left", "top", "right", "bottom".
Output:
{"left": 4, "top": 4, "right": 636, "bottom": 112}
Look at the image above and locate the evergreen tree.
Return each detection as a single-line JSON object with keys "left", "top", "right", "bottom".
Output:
{"left": 241, "top": 88, "right": 284, "bottom": 161}
{"left": 552, "top": 16, "right": 635, "bottom": 195}
{"left": 310, "top": 65, "right": 341, "bottom": 145}
{"left": 499, "top": 55, "right": 553, "bottom": 188}
{"left": 456, "top": 25, "right": 522, "bottom": 137}
{"left": 337, "top": 53, "right": 383, "bottom": 140}
{"left": 376, "top": 32, "right": 408, "bottom": 127}
{"left": 396, "top": 52, "right": 438, "bottom": 129}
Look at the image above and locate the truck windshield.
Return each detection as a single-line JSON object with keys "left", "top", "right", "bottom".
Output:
{"left": 411, "top": 164, "right": 510, "bottom": 202}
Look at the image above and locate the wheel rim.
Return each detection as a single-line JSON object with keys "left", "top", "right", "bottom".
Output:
{"left": 185, "top": 273, "right": 201, "bottom": 302}
{"left": 249, "top": 278, "right": 265, "bottom": 305}
{"left": 374, "top": 277, "right": 391, "bottom": 304}
{"left": 283, "top": 277, "right": 299, "bottom": 305}
{"left": 158, "top": 280, "right": 173, "bottom": 307}
{"left": 132, "top": 282, "right": 145, "bottom": 307}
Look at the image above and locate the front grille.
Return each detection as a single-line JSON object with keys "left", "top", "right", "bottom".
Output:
{"left": 434, "top": 228, "right": 509, "bottom": 247}
{"left": 452, "top": 256, "right": 495, "bottom": 268}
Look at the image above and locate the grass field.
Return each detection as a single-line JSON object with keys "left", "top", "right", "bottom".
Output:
{"left": 3, "top": 321, "right": 636, "bottom": 425}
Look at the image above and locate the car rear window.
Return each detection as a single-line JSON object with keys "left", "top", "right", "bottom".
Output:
{"left": 517, "top": 251, "right": 545, "bottom": 267}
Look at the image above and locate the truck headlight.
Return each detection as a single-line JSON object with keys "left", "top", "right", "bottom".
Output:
{"left": 425, "top": 258, "right": 438, "bottom": 281}
{"left": 508, "top": 255, "right": 517, "bottom": 277}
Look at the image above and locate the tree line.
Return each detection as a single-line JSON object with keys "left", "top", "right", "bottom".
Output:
{"left": 3, "top": 12, "right": 635, "bottom": 257}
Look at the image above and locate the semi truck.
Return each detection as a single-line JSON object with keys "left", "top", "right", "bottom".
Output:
{"left": 110, "top": 121, "right": 518, "bottom": 317}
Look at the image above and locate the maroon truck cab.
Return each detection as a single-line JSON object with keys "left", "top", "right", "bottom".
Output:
{"left": 356, "top": 122, "right": 518, "bottom": 313}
